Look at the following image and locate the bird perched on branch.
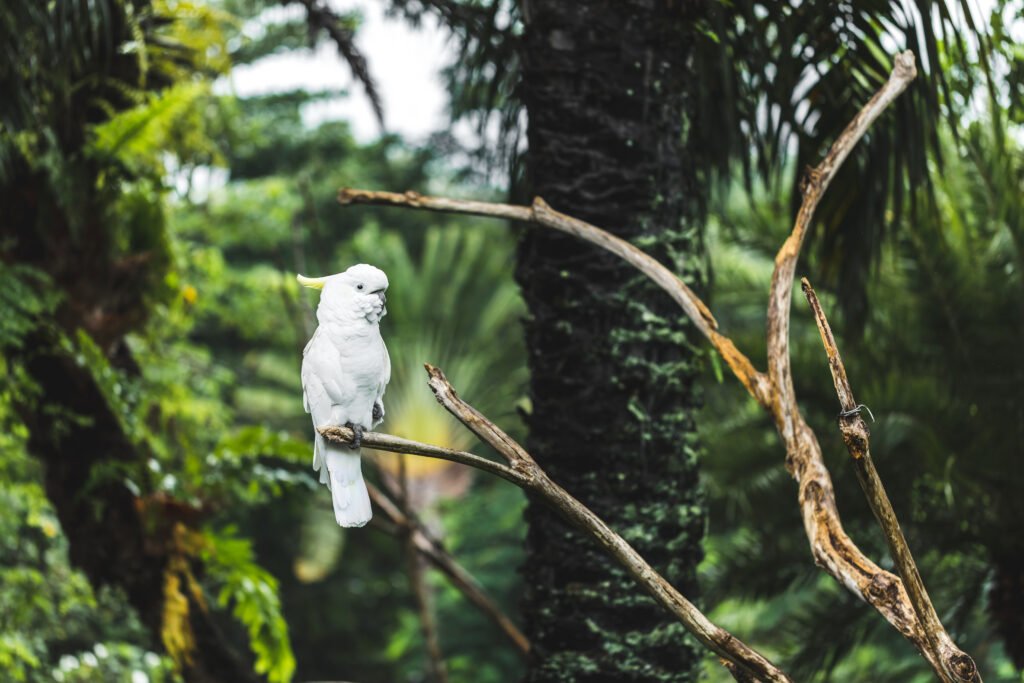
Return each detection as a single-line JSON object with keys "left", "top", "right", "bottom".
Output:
{"left": 298, "top": 264, "right": 391, "bottom": 527}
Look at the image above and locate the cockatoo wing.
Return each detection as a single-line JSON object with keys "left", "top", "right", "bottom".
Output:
{"left": 371, "top": 342, "right": 390, "bottom": 429}
{"left": 302, "top": 329, "right": 337, "bottom": 479}
{"left": 301, "top": 326, "right": 373, "bottom": 527}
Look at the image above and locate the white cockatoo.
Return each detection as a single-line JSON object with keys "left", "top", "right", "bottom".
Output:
{"left": 298, "top": 264, "right": 391, "bottom": 527}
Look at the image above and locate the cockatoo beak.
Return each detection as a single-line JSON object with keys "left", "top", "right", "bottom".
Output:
{"left": 297, "top": 274, "right": 328, "bottom": 290}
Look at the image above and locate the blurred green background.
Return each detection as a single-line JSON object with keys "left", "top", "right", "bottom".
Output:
{"left": 1, "top": 1, "right": 1023, "bottom": 682}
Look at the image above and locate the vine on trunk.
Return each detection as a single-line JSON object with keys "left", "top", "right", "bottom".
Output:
{"left": 332, "top": 51, "right": 982, "bottom": 681}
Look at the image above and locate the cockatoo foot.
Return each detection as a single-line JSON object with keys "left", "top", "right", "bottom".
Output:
{"left": 344, "top": 422, "right": 364, "bottom": 449}
{"left": 372, "top": 401, "right": 383, "bottom": 422}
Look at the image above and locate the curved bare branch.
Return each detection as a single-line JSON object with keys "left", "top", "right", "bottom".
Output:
{"left": 802, "top": 279, "right": 979, "bottom": 682}
{"left": 324, "top": 368, "right": 792, "bottom": 683}
{"left": 335, "top": 49, "right": 980, "bottom": 682}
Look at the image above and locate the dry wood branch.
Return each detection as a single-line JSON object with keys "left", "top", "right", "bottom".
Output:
{"left": 365, "top": 482, "right": 530, "bottom": 657}
{"left": 767, "top": 50, "right": 919, "bottom": 435}
{"left": 761, "top": 51, "right": 975, "bottom": 683}
{"left": 320, "top": 426, "right": 525, "bottom": 485}
{"left": 325, "top": 370, "right": 792, "bottom": 683}
{"left": 337, "top": 189, "right": 773, "bottom": 404}
{"left": 336, "top": 49, "right": 980, "bottom": 682}
{"left": 801, "top": 279, "right": 980, "bottom": 682}
{"left": 332, "top": 184, "right": 943, "bottom": 675}
{"left": 423, "top": 365, "right": 789, "bottom": 683}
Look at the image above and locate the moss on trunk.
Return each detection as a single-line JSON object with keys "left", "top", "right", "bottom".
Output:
{"left": 516, "top": 1, "right": 709, "bottom": 681}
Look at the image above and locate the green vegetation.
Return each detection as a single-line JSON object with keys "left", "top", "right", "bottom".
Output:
{"left": 1, "top": 1, "right": 1022, "bottom": 682}
{"left": 699, "top": 117, "right": 1024, "bottom": 680}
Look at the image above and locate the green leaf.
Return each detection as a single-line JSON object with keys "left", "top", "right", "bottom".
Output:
{"left": 201, "top": 527, "right": 296, "bottom": 683}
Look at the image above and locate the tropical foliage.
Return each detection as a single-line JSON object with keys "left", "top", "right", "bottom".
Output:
{"left": 1, "top": 0, "right": 1022, "bottom": 682}
{"left": 699, "top": 113, "right": 1024, "bottom": 680}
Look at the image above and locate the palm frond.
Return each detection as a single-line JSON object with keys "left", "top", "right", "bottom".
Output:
{"left": 290, "top": 0, "right": 385, "bottom": 128}
{"left": 229, "top": 17, "right": 310, "bottom": 65}
{"left": 694, "top": 0, "right": 995, "bottom": 331}
{"left": 388, "top": 0, "right": 522, "bottom": 174}
{"left": 399, "top": 0, "right": 998, "bottom": 327}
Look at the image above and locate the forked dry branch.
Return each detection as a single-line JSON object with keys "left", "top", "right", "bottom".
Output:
{"left": 800, "top": 279, "right": 977, "bottom": 681}
{"left": 330, "top": 50, "right": 979, "bottom": 681}
{"left": 323, "top": 374, "right": 793, "bottom": 682}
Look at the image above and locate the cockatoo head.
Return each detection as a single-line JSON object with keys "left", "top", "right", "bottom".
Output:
{"left": 297, "top": 264, "right": 389, "bottom": 324}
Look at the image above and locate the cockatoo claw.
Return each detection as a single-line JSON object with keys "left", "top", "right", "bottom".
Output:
{"left": 345, "top": 422, "right": 364, "bottom": 449}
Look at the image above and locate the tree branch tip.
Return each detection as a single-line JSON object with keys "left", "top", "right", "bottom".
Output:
{"left": 800, "top": 276, "right": 813, "bottom": 292}
{"left": 423, "top": 362, "right": 446, "bottom": 383}
{"left": 423, "top": 364, "right": 457, "bottom": 405}
{"left": 893, "top": 50, "right": 918, "bottom": 80}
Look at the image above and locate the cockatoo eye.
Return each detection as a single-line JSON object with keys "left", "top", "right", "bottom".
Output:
{"left": 356, "top": 284, "right": 364, "bottom": 290}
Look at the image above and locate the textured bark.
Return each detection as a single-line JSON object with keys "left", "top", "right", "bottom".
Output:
{"left": 336, "top": 53, "right": 980, "bottom": 679}
{"left": 515, "top": 2, "right": 707, "bottom": 680}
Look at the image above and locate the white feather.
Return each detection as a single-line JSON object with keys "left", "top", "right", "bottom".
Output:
{"left": 300, "top": 264, "right": 390, "bottom": 528}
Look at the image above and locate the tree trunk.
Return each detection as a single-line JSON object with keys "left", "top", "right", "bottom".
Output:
{"left": 515, "top": 1, "right": 708, "bottom": 681}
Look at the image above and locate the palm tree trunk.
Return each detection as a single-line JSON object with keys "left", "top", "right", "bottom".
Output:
{"left": 515, "top": 1, "right": 708, "bottom": 680}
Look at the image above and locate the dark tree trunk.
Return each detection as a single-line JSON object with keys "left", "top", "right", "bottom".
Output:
{"left": 991, "top": 554, "right": 1024, "bottom": 670}
{"left": 515, "top": 1, "right": 708, "bottom": 681}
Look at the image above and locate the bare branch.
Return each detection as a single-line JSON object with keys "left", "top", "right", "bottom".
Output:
{"left": 337, "top": 189, "right": 772, "bottom": 404}
{"left": 335, "top": 49, "right": 981, "bottom": 683}
{"left": 766, "top": 50, "right": 918, "bottom": 437}
{"left": 801, "top": 279, "right": 980, "bottom": 683}
{"left": 320, "top": 426, "right": 525, "bottom": 485}
{"left": 325, "top": 375, "right": 791, "bottom": 682}
{"left": 323, "top": 435, "right": 532, "bottom": 657}
{"left": 423, "top": 365, "right": 791, "bottom": 683}
{"left": 335, "top": 184, "right": 942, "bottom": 673}
{"left": 338, "top": 189, "right": 533, "bottom": 222}
{"left": 759, "top": 51, "right": 975, "bottom": 683}
{"left": 366, "top": 482, "right": 530, "bottom": 657}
